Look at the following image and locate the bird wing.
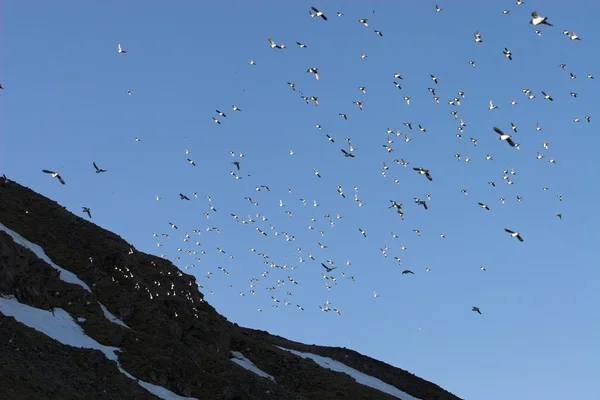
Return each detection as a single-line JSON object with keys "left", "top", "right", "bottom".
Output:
{"left": 426, "top": 172, "right": 433, "bottom": 181}
{"left": 267, "top": 37, "right": 275, "bottom": 45}
{"left": 531, "top": 11, "right": 539, "bottom": 18}
{"left": 517, "top": 235, "right": 524, "bottom": 242}
{"left": 93, "top": 162, "right": 99, "bottom": 171}
{"left": 42, "top": 169, "right": 54, "bottom": 174}
{"left": 57, "top": 175, "right": 65, "bottom": 184}
{"left": 311, "top": 6, "right": 319, "bottom": 12}
{"left": 506, "top": 138, "right": 516, "bottom": 147}
{"left": 493, "top": 126, "right": 506, "bottom": 136}
{"left": 505, "top": 228, "right": 515, "bottom": 234}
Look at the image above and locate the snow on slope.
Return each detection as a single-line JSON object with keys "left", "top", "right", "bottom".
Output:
{"left": 230, "top": 351, "right": 276, "bottom": 382}
{"left": 0, "top": 295, "right": 197, "bottom": 400}
{"left": 0, "top": 222, "right": 129, "bottom": 329}
{"left": 276, "top": 346, "right": 422, "bottom": 400}
{"left": 0, "top": 222, "right": 91, "bottom": 292}
{"left": 99, "top": 303, "right": 130, "bottom": 329}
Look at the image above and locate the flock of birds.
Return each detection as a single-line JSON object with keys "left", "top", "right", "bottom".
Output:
{"left": 15, "top": 3, "right": 592, "bottom": 319}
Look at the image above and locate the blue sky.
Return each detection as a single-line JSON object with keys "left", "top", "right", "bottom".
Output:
{"left": 2, "top": 1, "right": 599, "bottom": 399}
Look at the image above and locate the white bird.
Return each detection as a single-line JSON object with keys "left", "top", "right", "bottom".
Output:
{"left": 530, "top": 11, "right": 553, "bottom": 26}
{"left": 117, "top": 43, "right": 127, "bottom": 54}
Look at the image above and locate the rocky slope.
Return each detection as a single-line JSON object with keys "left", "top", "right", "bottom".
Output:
{"left": 0, "top": 176, "right": 462, "bottom": 400}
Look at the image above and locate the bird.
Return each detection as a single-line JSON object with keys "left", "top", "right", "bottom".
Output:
{"left": 541, "top": 91, "right": 553, "bottom": 101}
{"left": 402, "top": 270, "right": 414, "bottom": 275}
{"left": 478, "top": 203, "right": 490, "bottom": 211}
{"left": 504, "top": 228, "right": 524, "bottom": 242}
{"left": 82, "top": 207, "right": 92, "bottom": 218}
{"left": 530, "top": 11, "right": 553, "bottom": 26}
{"left": 117, "top": 43, "right": 127, "bottom": 54}
{"left": 474, "top": 30, "right": 483, "bottom": 43}
{"left": 93, "top": 162, "right": 107, "bottom": 173}
{"left": 321, "top": 263, "right": 336, "bottom": 273}
{"left": 310, "top": 6, "right": 327, "bottom": 20}
{"left": 296, "top": 41, "right": 308, "bottom": 48}
{"left": 569, "top": 31, "right": 581, "bottom": 41}
{"left": 42, "top": 170, "right": 65, "bottom": 185}
{"left": 307, "top": 67, "right": 319, "bottom": 80}
{"left": 413, "top": 167, "right": 433, "bottom": 181}
{"left": 374, "top": 30, "right": 383, "bottom": 37}
{"left": 341, "top": 149, "right": 355, "bottom": 158}
{"left": 472, "top": 306, "right": 482, "bottom": 315}
{"left": 493, "top": 127, "right": 516, "bottom": 147}
{"left": 267, "top": 37, "right": 285, "bottom": 49}
{"left": 503, "top": 48, "right": 513, "bottom": 60}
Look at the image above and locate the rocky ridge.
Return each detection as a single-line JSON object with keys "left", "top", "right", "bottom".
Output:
{"left": 0, "top": 176, "right": 462, "bottom": 400}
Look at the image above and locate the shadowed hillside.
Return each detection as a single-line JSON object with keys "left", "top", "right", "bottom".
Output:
{"left": 0, "top": 176, "right": 462, "bottom": 400}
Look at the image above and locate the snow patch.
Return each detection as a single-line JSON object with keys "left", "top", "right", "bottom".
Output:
{"left": 276, "top": 346, "right": 421, "bottom": 400}
{"left": 99, "top": 303, "right": 130, "bottom": 329}
{"left": 0, "top": 222, "right": 91, "bottom": 292}
{"left": 230, "top": 351, "right": 276, "bottom": 382}
{"left": 0, "top": 295, "right": 197, "bottom": 400}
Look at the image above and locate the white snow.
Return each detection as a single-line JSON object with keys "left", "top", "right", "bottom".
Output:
{"left": 0, "top": 295, "right": 197, "bottom": 400}
{"left": 276, "top": 346, "right": 422, "bottom": 400}
{"left": 230, "top": 351, "right": 276, "bottom": 382}
{"left": 0, "top": 222, "right": 91, "bottom": 292}
{"left": 99, "top": 303, "right": 130, "bottom": 329}
{"left": 0, "top": 295, "right": 120, "bottom": 361}
{"left": 0, "top": 223, "right": 132, "bottom": 329}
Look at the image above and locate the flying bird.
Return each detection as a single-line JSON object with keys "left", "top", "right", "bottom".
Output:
{"left": 341, "top": 149, "right": 355, "bottom": 158}
{"left": 42, "top": 170, "right": 65, "bottom": 185}
{"left": 413, "top": 167, "right": 433, "bottom": 181}
{"left": 504, "top": 228, "right": 524, "bottom": 242}
{"left": 310, "top": 6, "right": 327, "bottom": 20}
{"left": 472, "top": 306, "right": 482, "bottom": 315}
{"left": 117, "top": 43, "right": 127, "bottom": 54}
{"left": 82, "top": 207, "right": 92, "bottom": 218}
{"left": 93, "top": 162, "right": 107, "bottom": 173}
{"left": 493, "top": 126, "right": 516, "bottom": 147}
{"left": 530, "top": 11, "right": 553, "bottom": 26}
{"left": 307, "top": 67, "right": 319, "bottom": 80}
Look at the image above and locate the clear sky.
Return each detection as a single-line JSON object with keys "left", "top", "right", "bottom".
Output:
{"left": 2, "top": 1, "right": 599, "bottom": 399}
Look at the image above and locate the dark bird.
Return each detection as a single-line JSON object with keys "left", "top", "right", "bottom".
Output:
{"left": 493, "top": 127, "right": 516, "bottom": 147}
{"left": 179, "top": 193, "right": 191, "bottom": 200}
{"left": 321, "top": 263, "right": 336, "bottom": 273}
{"left": 402, "top": 270, "right": 414, "bottom": 275}
{"left": 504, "top": 228, "right": 524, "bottom": 242}
{"left": 42, "top": 170, "right": 65, "bottom": 185}
{"left": 341, "top": 149, "right": 355, "bottom": 158}
{"left": 82, "top": 207, "right": 92, "bottom": 218}
{"left": 472, "top": 306, "right": 482, "bottom": 314}
{"left": 413, "top": 167, "right": 433, "bottom": 181}
{"left": 93, "top": 162, "right": 107, "bottom": 173}
{"left": 232, "top": 161, "right": 240, "bottom": 170}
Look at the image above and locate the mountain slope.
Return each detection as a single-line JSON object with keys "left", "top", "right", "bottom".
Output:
{"left": 0, "top": 176, "right": 462, "bottom": 400}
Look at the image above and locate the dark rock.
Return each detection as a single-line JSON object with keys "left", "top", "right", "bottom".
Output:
{"left": 0, "top": 177, "right": 463, "bottom": 400}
